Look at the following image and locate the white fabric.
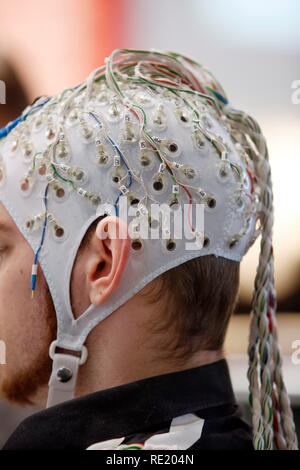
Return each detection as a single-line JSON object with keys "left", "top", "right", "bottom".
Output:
{"left": 0, "top": 100, "right": 256, "bottom": 349}
{"left": 86, "top": 413, "right": 204, "bottom": 450}
{"left": 47, "top": 353, "right": 81, "bottom": 407}
{"left": 0, "top": 69, "right": 258, "bottom": 406}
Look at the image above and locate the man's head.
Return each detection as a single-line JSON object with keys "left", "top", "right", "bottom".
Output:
{"left": 0, "top": 200, "right": 239, "bottom": 404}
{"left": 0, "top": 48, "right": 296, "bottom": 449}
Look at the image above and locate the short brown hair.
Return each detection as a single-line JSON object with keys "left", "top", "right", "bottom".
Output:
{"left": 144, "top": 256, "right": 239, "bottom": 361}
{"left": 78, "top": 218, "right": 240, "bottom": 360}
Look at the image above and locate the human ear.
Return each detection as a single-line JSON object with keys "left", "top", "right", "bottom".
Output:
{"left": 86, "top": 216, "right": 130, "bottom": 305}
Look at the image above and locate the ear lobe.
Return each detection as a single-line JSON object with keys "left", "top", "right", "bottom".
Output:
{"left": 88, "top": 216, "right": 130, "bottom": 306}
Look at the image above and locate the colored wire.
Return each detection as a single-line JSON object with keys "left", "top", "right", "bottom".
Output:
{"left": 0, "top": 98, "right": 50, "bottom": 141}
{"left": 88, "top": 111, "right": 133, "bottom": 216}
{"left": 31, "top": 184, "right": 49, "bottom": 298}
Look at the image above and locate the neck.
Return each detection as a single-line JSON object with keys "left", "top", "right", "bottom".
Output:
{"left": 76, "top": 297, "right": 223, "bottom": 396}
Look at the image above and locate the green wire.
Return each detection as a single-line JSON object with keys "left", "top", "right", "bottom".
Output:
{"left": 32, "top": 152, "right": 43, "bottom": 170}
{"left": 51, "top": 164, "right": 76, "bottom": 190}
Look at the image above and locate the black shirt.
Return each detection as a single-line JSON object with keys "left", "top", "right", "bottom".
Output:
{"left": 3, "top": 359, "right": 253, "bottom": 450}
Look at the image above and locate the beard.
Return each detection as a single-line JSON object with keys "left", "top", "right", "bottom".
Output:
{"left": 0, "top": 283, "right": 57, "bottom": 405}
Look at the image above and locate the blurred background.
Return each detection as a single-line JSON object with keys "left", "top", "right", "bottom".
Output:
{"left": 0, "top": 0, "right": 299, "bottom": 447}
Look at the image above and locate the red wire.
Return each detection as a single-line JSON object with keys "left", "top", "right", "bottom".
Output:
{"left": 118, "top": 59, "right": 205, "bottom": 93}
{"left": 179, "top": 183, "right": 194, "bottom": 232}
{"left": 155, "top": 78, "right": 183, "bottom": 87}
{"left": 246, "top": 168, "right": 255, "bottom": 194}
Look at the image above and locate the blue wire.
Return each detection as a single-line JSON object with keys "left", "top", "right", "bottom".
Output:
{"left": 106, "top": 133, "right": 133, "bottom": 184}
{"left": 0, "top": 96, "right": 50, "bottom": 293}
{"left": 0, "top": 97, "right": 50, "bottom": 294}
{"left": 210, "top": 89, "right": 228, "bottom": 105}
{"left": 0, "top": 99, "right": 50, "bottom": 140}
{"left": 31, "top": 184, "right": 49, "bottom": 293}
{"left": 114, "top": 193, "right": 121, "bottom": 217}
{"left": 0, "top": 116, "right": 23, "bottom": 139}
{"left": 88, "top": 111, "right": 133, "bottom": 215}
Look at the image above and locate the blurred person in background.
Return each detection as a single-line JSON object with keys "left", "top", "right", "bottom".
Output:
{"left": 0, "top": 57, "right": 29, "bottom": 127}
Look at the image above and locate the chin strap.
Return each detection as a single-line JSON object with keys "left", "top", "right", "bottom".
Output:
{"left": 47, "top": 341, "right": 88, "bottom": 408}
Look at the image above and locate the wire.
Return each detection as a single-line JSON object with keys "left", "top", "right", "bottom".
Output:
{"left": 88, "top": 111, "right": 133, "bottom": 215}
{"left": 31, "top": 183, "right": 49, "bottom": 298}
{"left": 0, "top": 98, "right": 50, "bottom": 141}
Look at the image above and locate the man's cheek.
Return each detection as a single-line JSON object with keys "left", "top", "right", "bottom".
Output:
{"left": 8, "top": 262, "right": 31, "bottom": 306}
{"left": 0, "top": 284, "right": 10, "bottom": 339}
